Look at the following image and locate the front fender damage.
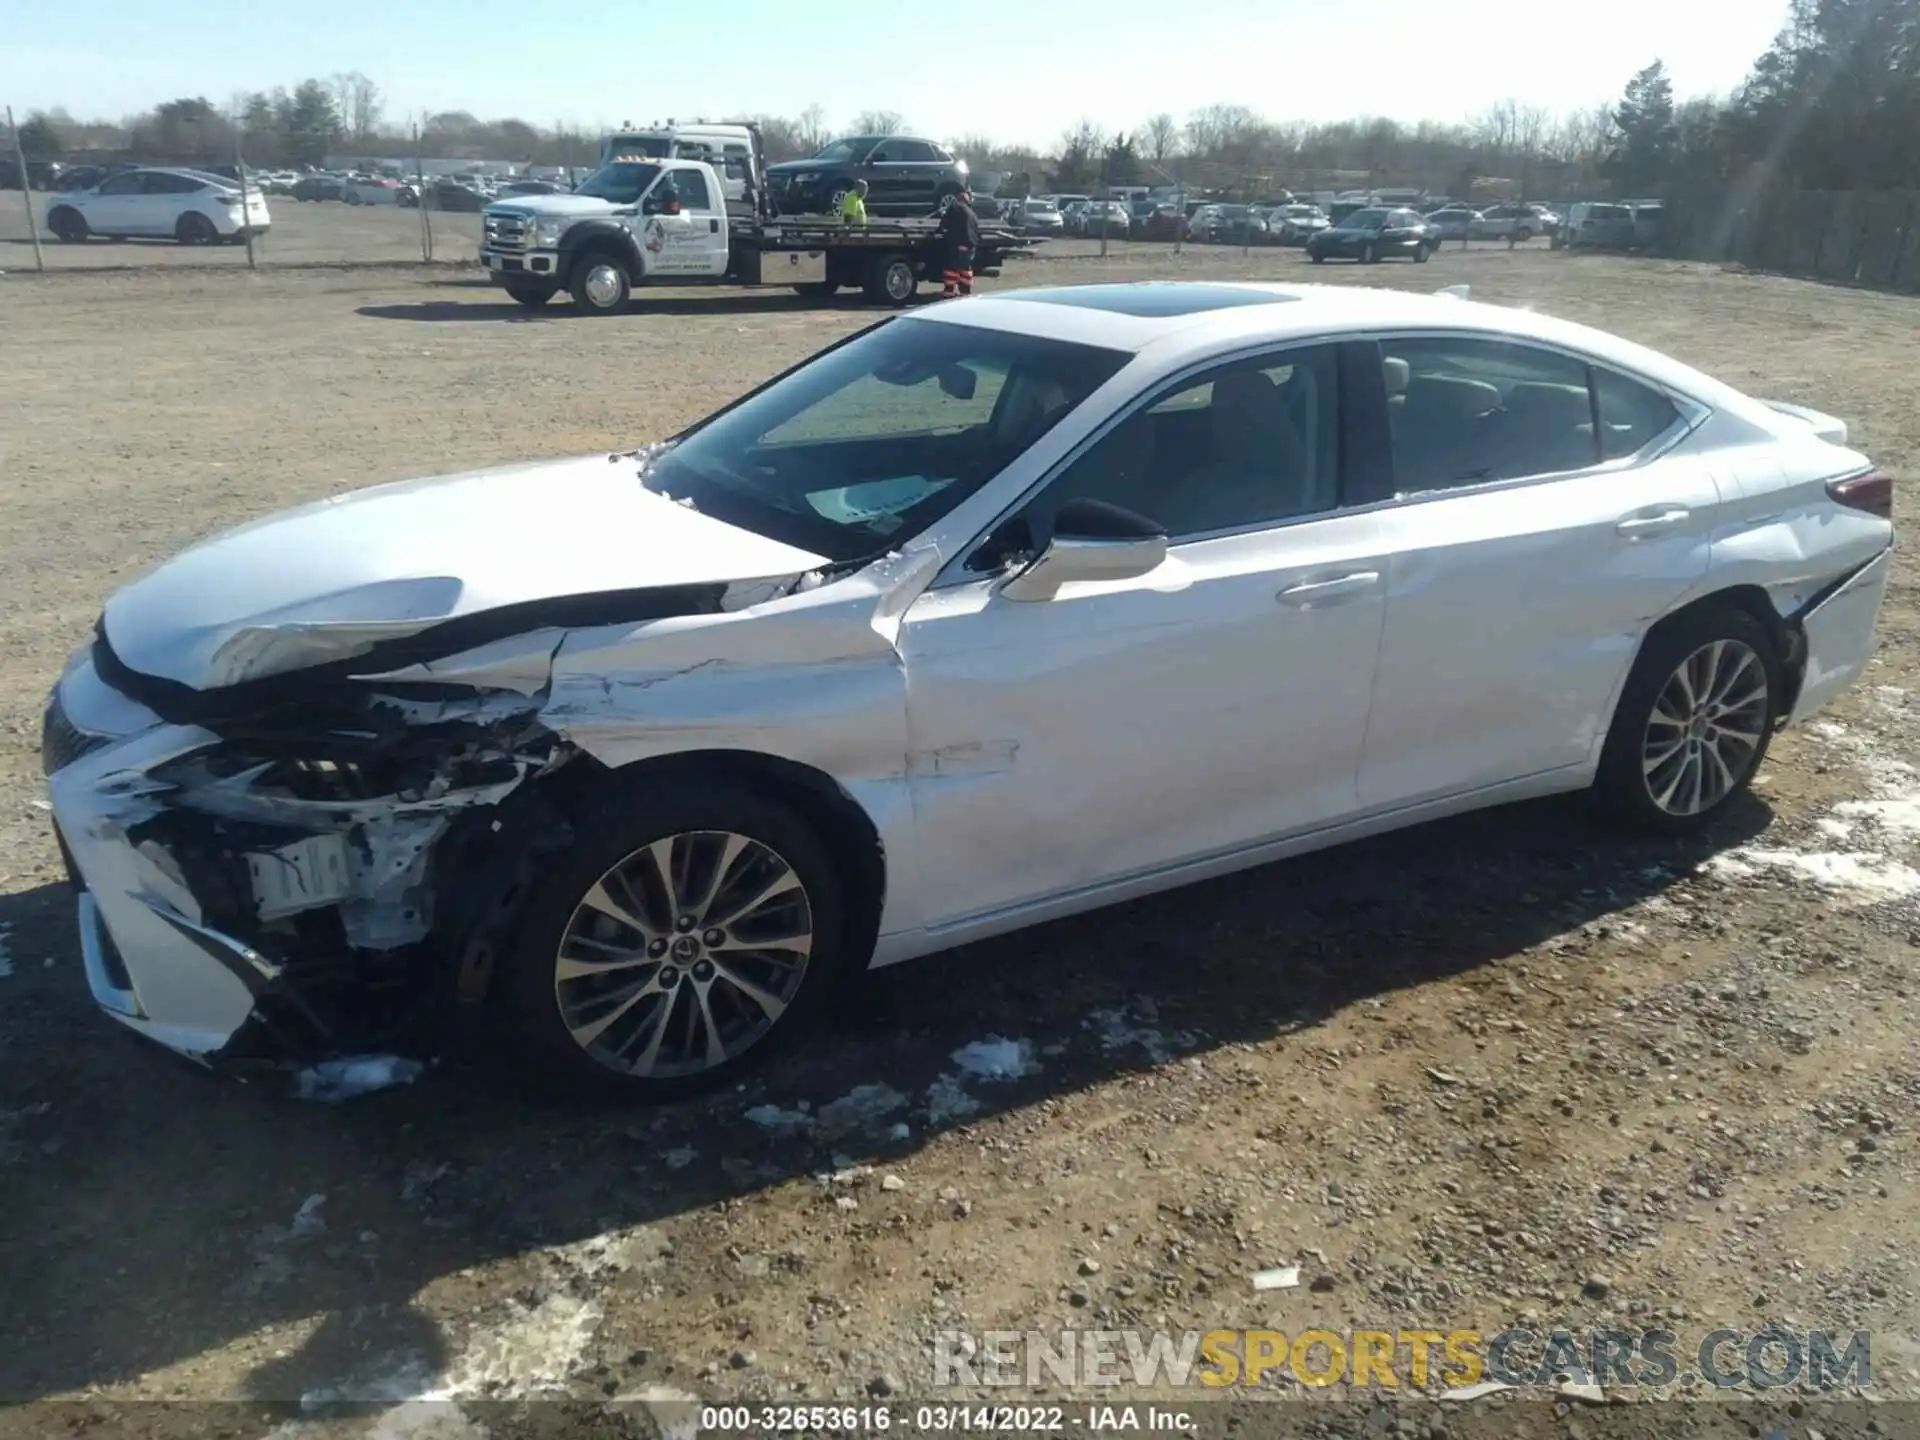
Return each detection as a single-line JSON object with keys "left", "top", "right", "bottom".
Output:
{"left": 89, "top": 552, "right": 934, "bottom": 1090}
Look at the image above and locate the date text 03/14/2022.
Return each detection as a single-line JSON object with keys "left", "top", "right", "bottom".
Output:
{"left": 697, "top": 1404, "right": 1195, "bottom": 1432}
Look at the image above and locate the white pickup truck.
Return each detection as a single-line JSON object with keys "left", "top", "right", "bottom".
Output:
{"left": 479, "top": 157, "right": 1034, "bottom": 314}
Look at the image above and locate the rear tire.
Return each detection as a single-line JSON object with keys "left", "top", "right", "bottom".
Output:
{"left": 48, "top": 207, "right": 88, "bottom": 243}
{"left": 1593, "top": 604, "right": 1782, "bottom": 833}
{"left": 569, "top": 251, "right": 632, "bottom": 314}
{"left": 862, "top": 251, "right": 917, "bottom": 305}
{"left": 492, "top": 774, "right": 850, "bottom": 1101}
{"left": 175, "top": 211, "right": 218, "bottom": 245}
{"left": 505, "top": 280, "right": 557, "bottom": 308}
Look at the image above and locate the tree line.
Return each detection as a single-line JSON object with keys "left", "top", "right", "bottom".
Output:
{"left": 8, "top": 3, "right": 1910, "bottom": 200}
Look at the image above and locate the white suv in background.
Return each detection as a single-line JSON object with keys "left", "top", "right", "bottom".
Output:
{"left": 44, "top": 168, "right": 272, "bottom": 246}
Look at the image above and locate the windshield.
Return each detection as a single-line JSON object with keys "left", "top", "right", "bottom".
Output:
{"left": 573, "top": 161, "right": 662, "bottom": 204}
{"left": 1341, "top": 207, "right": 1389, "bottom": 229}
{"left": 811, "top": 139, "right": 868, "bottom": 163}
{"left": 642, "top": 318, "right": 1131, "bottom": 564}
{"left": 1028, "top": 201, "right": 1058, "bottom": 214}
{"left": 605, "top": 135, "right": 670, "bottom": 159}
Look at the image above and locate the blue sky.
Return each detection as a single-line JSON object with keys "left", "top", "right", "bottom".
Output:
{"left": 5, "top": 0, "right": 1791, "bottom": 144}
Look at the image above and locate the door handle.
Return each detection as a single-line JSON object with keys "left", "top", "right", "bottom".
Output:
{"left": 1277, "top": 571, "right": 1380, "bottom": 607}
{"left": 1615, "top": 505, "right": 1691, "bottom": 539}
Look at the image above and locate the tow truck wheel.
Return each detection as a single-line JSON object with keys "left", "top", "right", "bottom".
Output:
{"left": 569, "top": 253, "right": 632, "bottom": 314}
{"left": 862, "top": 252, "right": 917, "bottom": 306}
{"left": 505, "top": 280, "right": 557, "bottom": 308}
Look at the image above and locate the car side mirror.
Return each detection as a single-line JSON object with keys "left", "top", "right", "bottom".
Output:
{"left": 998, "top": 498, "right": 1168, "bottom": 602}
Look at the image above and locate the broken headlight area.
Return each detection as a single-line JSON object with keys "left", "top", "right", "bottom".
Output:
{"left": 122, "top": 688, "right": 569, "bottom": 1062}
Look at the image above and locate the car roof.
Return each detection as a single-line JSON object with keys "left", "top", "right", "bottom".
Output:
{"left": 911, "top": 281, "right": 1749, "bottom": 403}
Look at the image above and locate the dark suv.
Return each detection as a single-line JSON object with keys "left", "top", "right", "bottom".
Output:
{"left": 763, "top": 135, "right": 970, "bottom": 217}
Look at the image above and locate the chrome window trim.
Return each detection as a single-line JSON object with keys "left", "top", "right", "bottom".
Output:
{"left": 928, "top": 328, "right": 1714, "bottom": 590}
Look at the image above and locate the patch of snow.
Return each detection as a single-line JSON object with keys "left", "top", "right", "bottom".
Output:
{"left": 0, "top": 924, "right": 12, "bottom": 978}
{"left": 950, "top": 1037, "right": 1039, "bottom": 1081}
{"left": 1815, "top": 817, "right": 1858, "bottom": 841}
{"left": 1833, "top": 797, "right": 1920, "bottom": 836}
{"left": 294, "top": 1055, "right": 425, "bottom": 1102}
{"left": 1714, "top": 846, "right": 1920, "bottom": 901}
{"left": 885, "top": 1121, "right": 912, "bottom": 1142}
{"left": 1084, "top": 1005, "right": 1196, "bottom": 1064}
{"left": 540, "top": 1224, "right": 670, "bottom": 1281}
{"left": 922, "top": 1037, "right": 1039, "bottom": 1125}
{"left": 662, "top": 1146, "right": 697, "bottom": 1169}
{"left": 818, "top": 1082, "right": 909, "bottom": 1134}
{"left": 289, "top": 1193, "right": 327, "bottom": 1237}
{"left": 924, "top": 1073, "right": 980, "bottom": 1125}
{"left": 427, "top": 1293, "right": 601, "bottom": 1398}
{"left": 743, "top": 1103, "right": 813, "bottom": 1136}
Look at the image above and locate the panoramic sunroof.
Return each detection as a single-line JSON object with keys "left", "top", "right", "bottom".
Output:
{"left": 1001, "top": 283, "right": 1298, "bottom": 317}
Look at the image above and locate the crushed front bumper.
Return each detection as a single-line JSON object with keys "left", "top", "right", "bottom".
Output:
{"left": 42, "top": 647, "right": 556, "bottom": 1066}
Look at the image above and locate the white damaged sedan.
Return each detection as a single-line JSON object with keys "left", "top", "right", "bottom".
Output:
{"left": 45, "top": 282, "right": 1894, "bottom": 1098}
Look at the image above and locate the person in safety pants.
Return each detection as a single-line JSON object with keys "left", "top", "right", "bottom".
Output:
{"left": 840, "top": 179, "right": 869, "bottom": 225}
{"left": 939, "top": 188, "right": 980, "bottom": 297}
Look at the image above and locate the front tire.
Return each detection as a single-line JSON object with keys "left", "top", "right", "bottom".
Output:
{"left": 48, "top": 206, "right": 88, "bottom": 242}
{"left": 569, "top": 252, "right": 632, "bottom": 314}
{"left": 1310, "top": 251, "right": 1326, "bottom": 264}
{"left": 495, "top": 776, "right": 848, "bottom": 1100}
{"left": 1593, "top": 604, "right": 1781, "bottom": 833}
{"left": 1414, "top": 242, "right": 1431, "bottom": 263}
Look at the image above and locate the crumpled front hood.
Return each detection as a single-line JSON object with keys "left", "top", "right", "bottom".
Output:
{"left": 102, "top": 455, "right": 827, "bottom": 691}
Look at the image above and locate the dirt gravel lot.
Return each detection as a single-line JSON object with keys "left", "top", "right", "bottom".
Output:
{"left": 3, "top": 247, "right": 1919, "bottom": 1439}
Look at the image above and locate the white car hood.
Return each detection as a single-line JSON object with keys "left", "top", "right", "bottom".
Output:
{"left": 102, "top": 455, "right": 828, "bottom": 690}
{"left": 486, "top": 194, "right": 622, "bottom": 220}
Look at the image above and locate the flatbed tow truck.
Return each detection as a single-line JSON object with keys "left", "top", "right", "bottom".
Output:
{"left": 478, "top": 157, "right": 1038, "bottom": 313}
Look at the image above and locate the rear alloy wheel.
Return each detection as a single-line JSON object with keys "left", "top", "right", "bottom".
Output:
{"left": 175, "top": 211, "right": 219, "bottom": 245}
{"left": 1515, "top": 226, "right": 1533, "bottom": 242}
{"left": 1594, "top": 605, "right": 1780, "bottom": 832}
{"left": 48, "top": 207, "right": 88, "bottom": 243}
{"left": 497, "top": 779, "right": 846, "bottom": 1098}
{"left": 569, "top": 253, "right": 632, "bottom": 314}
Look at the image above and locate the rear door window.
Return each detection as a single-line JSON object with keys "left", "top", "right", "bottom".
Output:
{"left": 1382, "top": 337, "right": 1600, "bottom": 492}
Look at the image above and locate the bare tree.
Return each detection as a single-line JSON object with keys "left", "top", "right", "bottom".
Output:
{"left": 1143, "top": 112, "right": 1181, "bottom": 163}
{"left": 796, "top": 103, "right": 829, "bottom": 152}
{"left": 851, "top": 109, "right": 906, "bottom": 135}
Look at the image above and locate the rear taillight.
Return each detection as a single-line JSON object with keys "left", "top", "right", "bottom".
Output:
{"left": 1828, "top": 471, "right": 1893, "bottom": 519}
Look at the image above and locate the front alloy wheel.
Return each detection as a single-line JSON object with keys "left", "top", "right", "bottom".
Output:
{"left": 554, "top": 831, "right": 814, "bottom": 1080}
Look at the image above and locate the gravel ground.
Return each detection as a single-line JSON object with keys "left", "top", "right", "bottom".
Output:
{"left": 2, "top": 248, "right": 1917, "bottom": 1439}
